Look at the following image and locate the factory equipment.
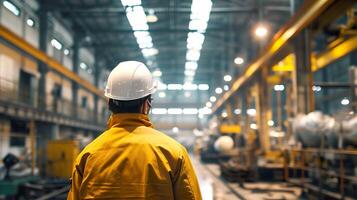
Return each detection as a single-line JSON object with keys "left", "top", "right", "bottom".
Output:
{"left": 2, "top": 153, "right": 19, "bottom": 180}
{"left": 46, "top": 140, "right": 80, "bottom": 179}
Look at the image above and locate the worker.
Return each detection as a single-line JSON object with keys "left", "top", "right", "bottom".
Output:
{"left": 67, "top": 61, "right": 202, "bottom": 200}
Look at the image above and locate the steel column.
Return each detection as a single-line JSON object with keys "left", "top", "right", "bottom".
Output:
{"left": 292, "top": 29, "right": 314, "bottom": 115}
{"left": 71, "top": 32, "right": 83, "bottom": 118}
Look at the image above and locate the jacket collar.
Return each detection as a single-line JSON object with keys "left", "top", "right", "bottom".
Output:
{"left": 107, "top": 113, "right": 153, "bottom": 129}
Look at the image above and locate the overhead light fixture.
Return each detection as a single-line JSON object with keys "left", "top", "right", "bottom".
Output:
{"left": 183, "top": 83, "right": 198, "bottom": 90}
{"left": 146, "top": 9, "right": 158, "bottom": 23}
{"left": 168, "top": 108, "right": 183, "bottom": 115}
{"left": 64, "top": 49, "right": 70, "bottom": 55}
{"left": 172, "top": 126, "right": 179, "bottom": 133}
{"left": 153, "top": 70, "right": 162, "bottom": 77}
{"left": 199, "top": 107, "right": 212, "bottom": 115}
{"left": 274, "top": 84, "right": 285, "bottom": 91}
{"left": 3, "top": 1, "right": 20, "bottom": 16}
{"left": 206, "top": 102, "right": 212, "bottom": 108}
{"left": 121, "top": 0, "right": 141, "bottom": 6}
{"left": 26, "top": 18, "right": 34, "bottom": 27}
{"left": 184, "top": 70, "right": 195, "bottom": 77}
{"left": 51, "top": 39, "right": 62, "bottom": 50}
{"left": 250, "top": 123, "right": 258, "bottom": 130}
{"left": 224, "top": 75, "right": 232, "bottom": 82}
{"left": 247, "top": 108, "right": 256, "bottom": 116}
{"left": 312, "top": 85, "right": 321, "bottom": 92}
{"left": 341, "top": 98, "right": 350, "bottom": 106}
{"left": 198, "top": 114, "right": 204, "bottom": 119}
{"left": 209, "top": 96, "right": 216, "bottom": 102}
{"left": 268, "top": 120, "right": 275, "bottom": 126}
{"left": 185, "top": 61, "right": 198, "bottom": 71}
{"left": 142, "top": 48, "right": 159, "bottom": 57}
{"left": 198, "top": 84, "right": 209, "bottom": 90}
{"left": 255, "top": 25, "right": 268, "bottom": 38}
{"left": 168, "top": 84, "right": 183, "bottom": 90}
{"left": 223, "top": 85, "right": 229, "bottom": 91}
{"left": 157, "top": 82, "right": 167, "bottom": 90}
{"left": 80, "top": 62, "right": 88, "bottom": 70}
{"left": 158, "top": 91, "right": 166, "bottom": 98}
{"left": 234, "top": 109, "right": 241, "bottom": 115}
{"left": 234, "top": 57, "right": 244, "bottom": 65}
{"left": 152, "top": 108, "right": 167, "bottom": 114}
{"left": 221, "top": 112, "right": 228, "bottom": 118}
{"left": 215, "top": 87, "right": 223, "bottom": 94}
{"left": 183, "top": 108, "right": 198, "bottom": 115}
{"left": 186, "top": 49, "right": 201, "bottom": 61}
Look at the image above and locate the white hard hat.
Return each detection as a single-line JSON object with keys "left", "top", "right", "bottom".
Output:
{"left": 104, "top": 61, "right": 156, "bottom": 101}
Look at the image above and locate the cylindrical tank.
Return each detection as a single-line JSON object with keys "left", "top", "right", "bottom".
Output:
{"left": 214, "top": 136, "right": 234, "bottom": 152}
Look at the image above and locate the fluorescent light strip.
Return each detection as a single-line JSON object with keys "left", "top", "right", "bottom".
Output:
{"left": 184, "top": 0, "right": 212, "bottom": 84}
{"left": 157, "top": 83, "right": 209, "bottom": 91}
{"left": 151, "top": 108, "right": 210, "bottom": 115}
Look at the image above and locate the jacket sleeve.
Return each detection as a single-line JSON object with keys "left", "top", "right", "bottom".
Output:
{"left": 173, "top": 147, "right": 202, "bottom": 200}
{"left": 67, "top": 166, "right": 82, "bottom": 200}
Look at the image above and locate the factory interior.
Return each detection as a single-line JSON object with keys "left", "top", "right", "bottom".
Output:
{"left": 0, "top": 0, "right": 357, "bottom": 199}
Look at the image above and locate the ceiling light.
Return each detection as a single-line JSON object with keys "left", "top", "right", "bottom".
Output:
{"left": 183, "top": 108, "right": 198, "bottom": 115}
{"left": 255, "top": 25, "right": 268, "bottom": 38}
{"left": 167, "top": 84, "right": 182, "bottom": 90}
{"left": 209, "top": 96, "right": 216, "bottom": 102}
{"left": 153, "top": 70, "right": 162, "bottom": 77}
{"left": 51, "top": 39, "right": 62, "bottom": 50}
{"left": 184, "top": 91, "right": 191, "bottom": 97}
{"left": 224, "top": 75, "right": 232, "bottom": 82}
{"left": 223, "top": 85, "right": 229, "bottom": 91}
{"left": 312, "top": 85, "right": 321, "bottom": 92}
{"left": 274, "top": 84, "right": 285, "bottom": 91}
{"left": 146, "top": 9, "right": 158, "bottom": 23}
{"left": 189, "top": 20, "right": 208, "bottom": 32}
{"left": 268, "top": 120, "right": 274, "bottom": 126}
{"left": 142, "top": 48, "right": 159, "bottom": 57}
{"left": 172, "top": 126, "right": 179, "bottom": 133}
{"left": 121, "top": 0, "right": 141, "bottom": 6}
{"left": 215, "top": 87, "right": 223, "bottom": 94}
{"left": 185, "top": 61, "right": 198, "bottom": 70}
{"left": 3, "top": 1, "right": 20, "bottom": 16}
{"left": 341, "top": 98, "right": 350, "bottom": 106}
{"left": 247, "top": 108, "right": 256, "bottom": 116}
{"left": 198, "top": 84, "right": 209, "bottom": 90}
{"left": 198, "top": 114, "right": 204, "bottom": 119}
{"left": 168, "top": 108, "right": 183, "bottom": 115}
{"left": 80, "top": 62, "right": 88, "bottom": 70}
{"left": 126, "top": 6, "right": 149, "bottom": 31}
{"left": 234, "top": 109, "right": 241, "bottom": 115}
{"left": 184, "top": 70, "right": 195, "bottom": 77}
{"left": 158, "top": 92, "right": 166, "bottom": 98}
{"left": 134, "top": 31, "right": 150, "bottom": 38}
{"left": 26, "top": 18, "right": 34, "bottom": 27}
{"left": 186, "top": 49, "right": 200, "bottom": 61}
{"left": 157, "top": 82, "right": 167, "bottom": 90}
{"left": 250, "top": 123, "right": 258, "bottom": 130}
{"left": 183, "top": 83, "right": 197, "bottom": 90}
{"left": 234, "top": 57, "right": 244, "bottom": 65}
{"left": 221, "top": 112, "right": 228, "bottom": 118}
{"left": 206, "top": 102, "right": 212, "bottom": 108}
{"left": 152, "top": 108, "right": 167, "bottom": 114}
{"left": 199, "top": 107, "right": 212, "bottom": 115}
{"left": 64, "top": 49, "right": 70, "bottom": 55}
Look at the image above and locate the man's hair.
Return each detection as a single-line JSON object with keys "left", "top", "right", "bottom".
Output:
{"left": 108, "top": 95, "right": 151, "bottom": 114}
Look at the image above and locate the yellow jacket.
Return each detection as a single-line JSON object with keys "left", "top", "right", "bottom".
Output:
{"left": 67, "top": 114, "right": 202, "bottom": 200}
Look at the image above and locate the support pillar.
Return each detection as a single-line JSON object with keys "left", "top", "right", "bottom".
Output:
{"left": 93, "top": 51, "right": 100, "bottom": 123}
{"left": 292, "top": 29, "right": 314, "bottom": 115}
{"left": 71, "top": 32, "right": 83, "bottom": 118}
{"left": 256, "top": 67, "right": 270, "bottom": 152}
{"left": 38, "top": 1, "right": 49, "bottom": 110}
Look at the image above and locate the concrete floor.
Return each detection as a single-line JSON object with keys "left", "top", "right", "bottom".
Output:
{"left": 191, "top": 156, "right": 302, "bottom": 200}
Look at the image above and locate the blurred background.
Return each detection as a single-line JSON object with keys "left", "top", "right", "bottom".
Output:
{"left": 0, "top": 0, "right": 356, "bottom": 199}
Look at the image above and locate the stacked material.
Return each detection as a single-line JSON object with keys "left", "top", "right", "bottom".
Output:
{"left": 214, "top": 136, "right": 234, "bottom": 152}
{"left": 293, "top": 112, "right": 339, "bottom": 148}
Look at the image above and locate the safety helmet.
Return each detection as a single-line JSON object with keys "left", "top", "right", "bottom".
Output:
{"left": 104, "top": 61, "right": 156, "bottom": 101}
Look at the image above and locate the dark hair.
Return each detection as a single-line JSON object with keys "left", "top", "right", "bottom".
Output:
{"left": 108, "top": 95, "right": 151, "bottom": 114}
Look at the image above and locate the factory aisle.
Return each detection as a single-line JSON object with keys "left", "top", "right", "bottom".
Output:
{"left": 191, "top": 155, "right": 242, "bottom": 200}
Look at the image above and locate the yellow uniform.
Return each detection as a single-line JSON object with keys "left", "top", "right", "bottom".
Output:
{"left": 67, "top": 114, "right": 202, "bottom": 200}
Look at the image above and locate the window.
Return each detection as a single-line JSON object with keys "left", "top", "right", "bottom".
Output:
{"left": 10, "top": 120, "right": 29, "bottom": 147}
{"left": 81, "top": 96, "right": 88, "bottom": 108}
{"left": 3, "top": 0, "right": 20, "bottom": 16}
